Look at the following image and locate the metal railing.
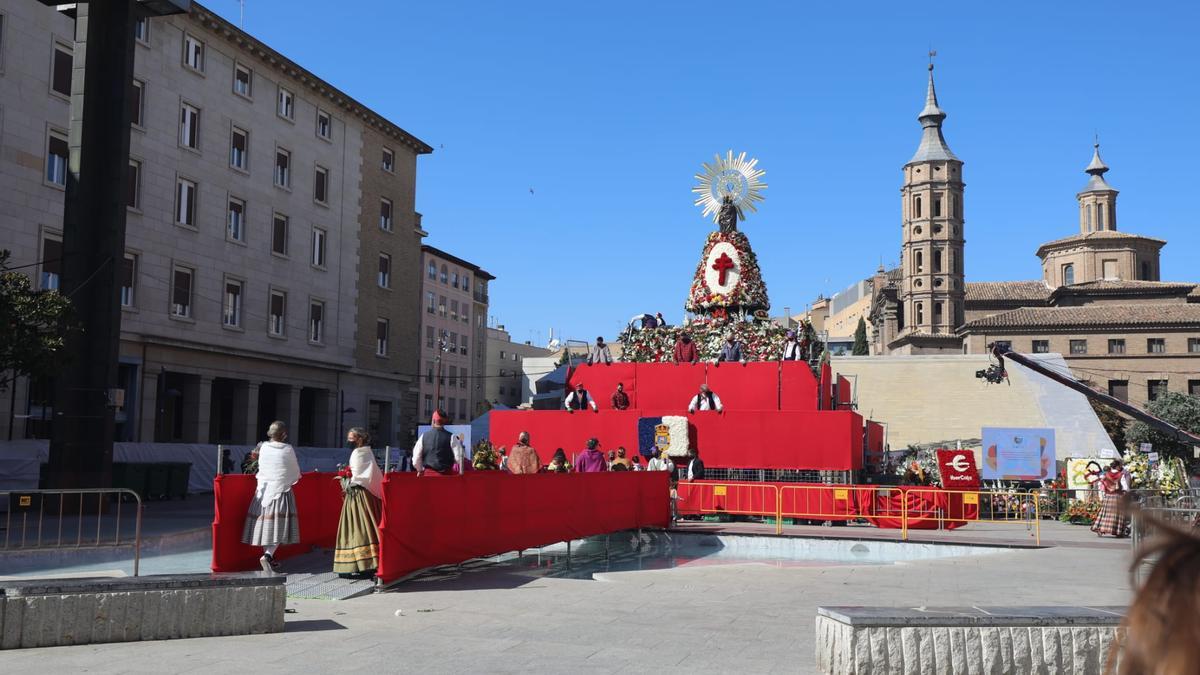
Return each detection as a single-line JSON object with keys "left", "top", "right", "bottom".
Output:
{"left": 675, "top": 482, "right": 782, "bottom": 534}
{"left": 905, "top": 488, "right": 1041, "bottom": 545}
{"left": 1, "top": 488, "right": 144, "bottom": 576}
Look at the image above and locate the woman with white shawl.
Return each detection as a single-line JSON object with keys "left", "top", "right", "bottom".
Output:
{"left": 241, "top": 420, "right": 301, "bottom": 572}
{"left": 333, "top": 427, "right": 384, "bottom": 578}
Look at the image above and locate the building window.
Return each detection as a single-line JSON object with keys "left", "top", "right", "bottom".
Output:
{"left": 462, "top": 307, "right": 469, "bottom": 324}
{"left": 448, "top": 332, "right": 457, "bottom": 352}
{"left": 460, "top": 370, "right": 467, "bottom": 388}
{"left": 183, "top": 34, "right": 204, "bottom": 72}
{"left": 171, "top": 266, "right": 194, "bottom": 318}
{"left": 175, "top": 178, "right": 197, "bottom": 227}
{"left": 272, "top": 213, "right": 288, "bottom": 256}
{"left": 423, "top": 395, "right": 433, "bottom": 417}
{"left": 933, "top": 249, "right": 943, "bottom": 273}
{"left": 1062, "top": 263, "right": 1075, "bottom": 286}
{"left": 1147, "top": 338, "right": 1166, "bottom": 354}
{"left": 463, "top": 276, "right": 470, "bottom": 293}
{"left": 452, "top": 271, "right": 459, "bottom": 288}
{"left": 382, "top": 147, "right": 395, "bottom": 172}
{"left": 127, "top": 159, "right": 141, "bottom": 209}
{"left": 46, "top": 130, "right": 69, "bottom": 187}
{"left": 427, "top": 262, "right": 437, "bottom": 280}
{"left": 933, "top": 195, "right": 942, "bottom": 217}
{"left": 426, "top": 291, "right": 435, "bottom": 314}
{"left": 311, "top": 227, "right": 327, "bottom": 268}
{"left": 223, "top": 279, "right": 242, "bottom": 327}
{"left": 134, "top": 16, "right": 149, "bottom": 44}
{"left": 450, "top": 299, "right": 458, "bottom": 321}
{"left": 131, "top": 79, "right": 145, "bottom": 127}
{"left": 1032, "top": 340, "right": 1049, "bottom": 354}
{"left": 1141, "top": 261, "right": 1151, "bottom": 281}
{"left": 277, "top": 86, "right": 294, "bottom": 119}
{"left": 233, "top": 63, "right": 252, "bottom": 98}
{"left": 426, "top": 326, "right": 435, "bottom": 348}
{"left": 915, "top": 302, "right": 923, "bottom": 325}
{"left": 914, "top": 195, "right": 922, "bottom": 218}
{"left": 1190, "top": 380, "right": 1200, "bottom": 397}
{"left": 179, "top": 103, "right": 200, "bottom": 149}
{"left": 51, "top": 42, "right": 72, "bottom": 96}
{"left": 425, "top": 361, "right": 433, "bottom": 384}
{"left": 227, "top": 198, "right": 245, "bottom": 242}
{"left": 459, "top": 399, "right": 467, "bottom": 420}
{"left": 1148, "top": 379, "right": 1168, "bottom": 402}
{"left": 1108, "top": 339, "right": 1125, "bottom": 355}
{"left": 40, "top": 237, "right": 62, "bottom": 290}
{"left": 230, "top": 126, "right": 248, "bottom": 170}
{"left": 440, "top": 265, "right": 448, "bottom": 284}
{"left": 269, "top": 290, "right": 287, "bottom": 336}
{"left": 1069, "top": 339, "right": 1087, "bottom": 355}
{"left": 448, "top": 366, "right": 457, "bottom": 389}
{"left": 378, "top": 254, "right": 391, "bottom": 288}
{"left": 1085, "top": 203, "right": 1092, "bottom": 231}
{"left": 461, "top": 341, "right": 468, "bottom": 356}
{"left": 309, "top": 301, "right": 324, "bottom": 343}
{"left": 316, "top": 110, "right": 331, "bottom": 140}
{"left": 120, "top": 254, "right": 136, "bottom": 308}
{"left": 439, "top": 295, "right": 447, "bottom": 317}
{"left": 1189, "top": 338, "right": 1200, "bottom": 354}
{"left": 274, "top": 148, "right": 290, "bottom": 188}
{"left": 314, "top": 166, "right": 328, "bottom": 204}
{"left": 1108, "top": 380, "right": 1128, "bottom": 402}
{"left": 933, "top": 301, "right": 943, "bottom": 325}
{"left": 914, "top": 250, "right": 923, "bottom": 274}
{"left": 379, "top": 198, "right": 393, "bottom": 231}
{"left": 376, "top": 319, "right": 389, "bottom": 356}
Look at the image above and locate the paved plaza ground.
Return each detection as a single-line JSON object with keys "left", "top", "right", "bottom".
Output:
{"left": 3, "top": 519, "right": 1134, "bottom": 674}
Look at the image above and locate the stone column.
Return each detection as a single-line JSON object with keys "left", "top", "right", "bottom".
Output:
{"left": 182, "top": 376, "right": 212, "bottom": 444}
{"left": 315, "top": 389, "right": 336, "bottom": 448}
{"left": 140, "top": 370, "right": 160, "bottom": 442}
{"left": 284, "top": 385, "right": 302, "bottom": 442}
{"left": 233, "top": 381, "right": 258, "bottom": 445}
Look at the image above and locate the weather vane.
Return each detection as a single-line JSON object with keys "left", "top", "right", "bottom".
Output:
{"left": 692, "top": 150, "right": 767, "bottom": 231}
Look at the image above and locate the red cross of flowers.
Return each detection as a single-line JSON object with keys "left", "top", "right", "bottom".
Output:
{"left": 711, "top": 252, "right": 735, "bottom": 286}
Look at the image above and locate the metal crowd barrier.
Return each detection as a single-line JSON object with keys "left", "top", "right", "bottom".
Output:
{"left": 906, "top": 488, "right": 1041, "bottom": 545}
{"left": 1, "top": 488, "right": 144, "bottom": 576}
{"left": 675, "top": 482, "right": 782, "bottom": 534}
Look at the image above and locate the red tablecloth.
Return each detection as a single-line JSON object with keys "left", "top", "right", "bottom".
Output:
{"left": 211, "top": 472, "right": 343, "bottom": 572}
{"left": 376, "top": 471, "right": 670, "bottom": 583}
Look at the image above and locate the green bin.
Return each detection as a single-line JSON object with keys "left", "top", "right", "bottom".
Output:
{"left": 145, "top": 463, "right": 169, "bottom": 500}
{"left": 111, "top": 462, "right": 147, "bottom": 501}
{"left": 164, "top": 462, "right": 191, "bottom": 500}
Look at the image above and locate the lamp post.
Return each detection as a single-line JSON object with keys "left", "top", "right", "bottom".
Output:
{"left": 432, "top": 331, "right": 450, "bottom": 419}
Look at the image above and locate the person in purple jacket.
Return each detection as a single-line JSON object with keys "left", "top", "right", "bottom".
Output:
{"left": 574, "top": 438, "right": 608, "bottom": 473}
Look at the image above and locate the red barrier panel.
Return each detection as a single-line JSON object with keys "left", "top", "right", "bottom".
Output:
{"left": 780, "top": 362, "right": 818, "bottom": 411}
{"left": 818, "top": 361, "right": 832, "bottom": 410}
{"left": 836, "top": 375, "right": 852, "bottom": 410}
{"left": 211, "top": 472, "right": 343, "bottom": 572}
{"left": 636, "top": 362, "right": 706, "bottom": 410}
{"left": 689, "top": 411, "right": 863, "bottom": 470}
{"left": 705, "top": 361, "right": 779, "bottom": 410}
{"left": 855, "top": 487, "right": 970, "bottom": 530}
{"left": 489, "top": 410, "right": 643, "bottom": 460}
{"left": 376, "top": 471, "right": 670, "bottom": 583}
{"left": 566, "top": 363, "right": 639, "bottom": 409}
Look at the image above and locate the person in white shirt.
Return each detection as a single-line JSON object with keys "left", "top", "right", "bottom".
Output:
{"left": 647, "top": 450, "right": 675, "bottom": 473}
{"left": 688, "top": 384, "right": 723, "bottom": 413}
{"left": 782, "top": 330, "right": 804, "bottom": 361}
{"left": 241, "top": 421, "right": 301, "bottom": 573}
{"left": 334, "top": 427, "right": 384, "bottom": 577}
{"left": 564, "top": 383, "right": 598, "bottom": 412}
{"left": 412, "top": 410, "right": 465, "bottom": 474}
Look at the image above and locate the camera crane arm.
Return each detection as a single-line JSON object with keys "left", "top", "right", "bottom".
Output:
{"left": 980, "top": 343, "right": 1200, "bottom": 447}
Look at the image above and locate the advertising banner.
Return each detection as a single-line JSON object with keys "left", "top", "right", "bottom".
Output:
{"left": 982, "top": 427, "right": 1055, "bottom": 480}
{"left": 936, "top": 449, "right": 981, "bottom": 489}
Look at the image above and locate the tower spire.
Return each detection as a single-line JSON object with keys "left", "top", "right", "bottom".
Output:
{"left": 1081, "top": 140, "right": 1115, "bottom": 192}
{"left": 908, "top": 59, "right": 957, "bottom": 163}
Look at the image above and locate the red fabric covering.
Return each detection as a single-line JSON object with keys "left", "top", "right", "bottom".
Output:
{"left": 836, "top": 375, "right": 852, "bottom": 410}
{"left": 566, "top": 363, "right": 639, "bottom": 409}
{"left": 706, "top": 361, "right": 779, "bottom": 410}
{"left": 856, "top": 487, "right": 973, "bottom": 530}
{"left": 211, "top": 472, "right": 343, "bottom": 572}
{"left": 865, "top": 421, "right": 885, "bottom": 467}
{"left": 635, "top": 362, "right": 706, "bottom": 410}
{"left": 376, "top": 471, "right": 670, "bottom": 583}
{"left": 818, "top": 361, "right": 833, "bottom": 410}
{"left": 780, "top": 362, "right": 818, "bottom": 411}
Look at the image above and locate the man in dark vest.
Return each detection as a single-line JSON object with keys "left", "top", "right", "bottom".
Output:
{"left": 413, "top": 409, "right": 464, "bottom": 475}
{"left": 564, "top": 383, "right": 598, "bottom": 412}
{"left": 687, "top": 384, "right": 724, "bottom": 413}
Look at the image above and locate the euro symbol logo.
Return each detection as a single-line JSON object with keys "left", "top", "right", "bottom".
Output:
{"left": 948, "top": 454, "right": 970, "bottom": 473}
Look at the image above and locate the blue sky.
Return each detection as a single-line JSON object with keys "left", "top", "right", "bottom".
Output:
{"left": 214, "top": 1, "right": 1199, "bottom": 346}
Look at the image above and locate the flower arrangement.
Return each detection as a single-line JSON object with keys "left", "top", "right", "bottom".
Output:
{"left": 1121, "top": 452, "right": 1190, "bottom": 494}
{"left": 1059, "top": 498, "right": 1101, "bottom": 525}
{"left": 685, "top": 231, "right": 769, "bottom": 315}
{"left": 472, "top": 440, "right": 500, "bottom": 471}
{"left": 894, "top": 445, "right": 942, "bottom": 486}
{"left": 620, "top": 320, "right": 823, "bottom": 371}
{"left": 334, "top": 464, "right": 354, "bottom": 495}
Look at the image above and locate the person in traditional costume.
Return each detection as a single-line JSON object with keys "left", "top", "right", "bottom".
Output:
{"left": 610, "top": 382, "right": 631, "bottom": 410}
{"left": 588, "top": 337, "right": 613, "bottom": 365}
{"left": 334, "top": 427, "right": 383, "bottom": 578}
{"left": 507, "top": 431, "right": 541, "bottom": 475}
{"left": 413, "top": 409, "right": 464, "bottom": 475}
{"left": 547, "top": 448, "right": 571, "bottom": 473}
{"left": 564, "top": 383, "right": 598, "bottom": 412}
{"left": 574, "top": 438, "right": 608, "bottom": 473}
{"left": 687, "top": 384, "right": 724, "bottom": 413}
{"left": 782, "top": 330, "right": 804, "bottom": 361}
{"left": 717, "top": 335, "right": 744, "bottom": 364}
{"left": 673, "top": 333, "right": 700, "bottom": 364}
{"left": 241, "top": 421, "right": 301, "bottom": 573}
{"left": 1092, "top": 460, "right": 1131, "bottom": 538}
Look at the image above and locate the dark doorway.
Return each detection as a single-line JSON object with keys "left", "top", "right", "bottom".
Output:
{"left": 298, "top": 388, "right": 317, "bottom": 447}
{"left": 257, "top": 383, "right": 282, "bottom": 441}
{"left": 211, "top": 378, "right": 238, "bottom": 443}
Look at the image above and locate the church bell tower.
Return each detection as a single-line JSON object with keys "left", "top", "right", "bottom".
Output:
{"left": 892, "top": 59, "right": 966, "bottom": 354}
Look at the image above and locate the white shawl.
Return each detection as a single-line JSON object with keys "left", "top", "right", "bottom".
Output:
{"left": 349, "top": 446, "right": 383, "bottom": 499}
{"left": 255, "top": 441, "right": 301, "bottom": 503}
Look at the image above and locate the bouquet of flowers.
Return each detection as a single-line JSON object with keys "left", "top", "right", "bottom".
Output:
{"left": 894, "top": 445, "right": 942, "bottom": 486}
{"left": 472, "top": 440, "right": 499, "bottom": 471}
{"left": 1059, "top": 498, "right": 1101, "bottom": 525}
{"left": 334, "top": 464, "right": 354, "bottom": 495}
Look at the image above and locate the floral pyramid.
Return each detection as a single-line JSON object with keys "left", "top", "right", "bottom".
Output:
{"left": 685, "top": 230, "right": 769, "bottom": 318}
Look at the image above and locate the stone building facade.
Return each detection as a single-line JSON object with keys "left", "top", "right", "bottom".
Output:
{"left": 0, "top": 1, "right": 432, "bottom": 446}
{"left": 417, "top": 245, "right": 493, "bottom": 424}
{"left": 485, "top": 326, "right": 554, "bottom": 408}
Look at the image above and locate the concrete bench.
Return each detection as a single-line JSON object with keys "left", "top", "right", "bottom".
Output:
{"left": 816, "top": 606, "right": 1126, "bottom": 674}
{"left": 1, "top": 573, "right": 286, "bottom": 649}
